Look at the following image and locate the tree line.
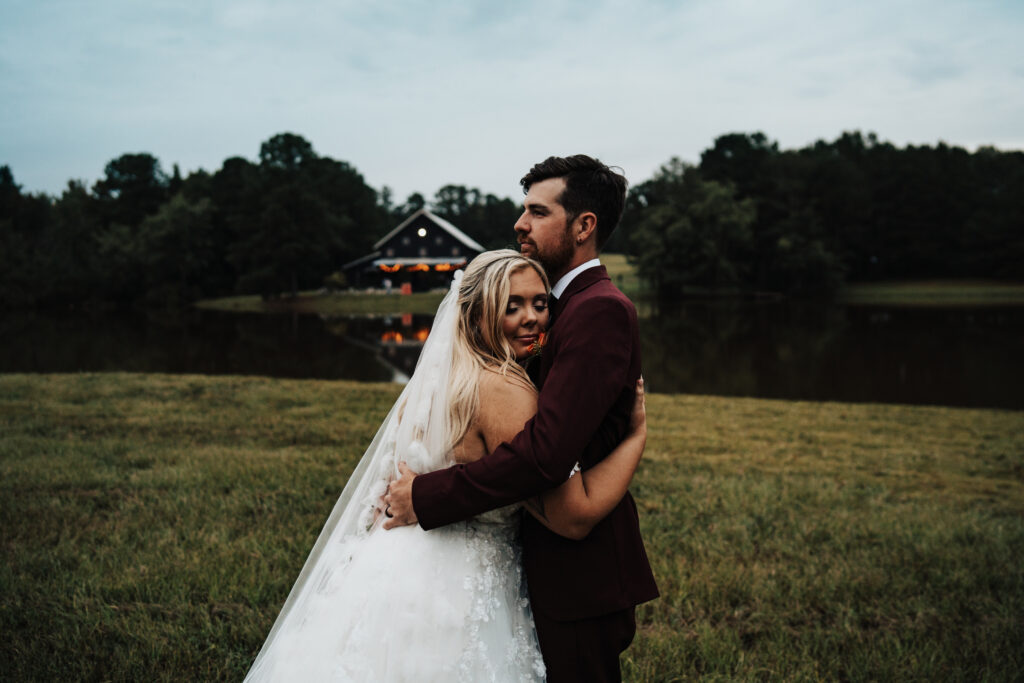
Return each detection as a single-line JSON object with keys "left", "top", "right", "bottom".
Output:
{"left": 624, "top": 131, "right": 1024, "bottom": 297}
{"left": 0, "top": 133, "right": 520, "bottom": 308}
{"left": 2, "top": 130, "right": 1022, "bottom": 308}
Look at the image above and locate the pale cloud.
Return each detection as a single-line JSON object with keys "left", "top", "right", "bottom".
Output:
{"left": 1, "top": 0, "right": 1021, "bottom": 201}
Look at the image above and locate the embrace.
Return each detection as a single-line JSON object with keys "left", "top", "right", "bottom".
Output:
{"left": 244, "top": 155, "right": 659, "bottom": 682}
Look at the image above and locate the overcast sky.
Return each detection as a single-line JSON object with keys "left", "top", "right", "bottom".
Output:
{"left": 2, "top": 0, "right": 1022, "bottom": 202}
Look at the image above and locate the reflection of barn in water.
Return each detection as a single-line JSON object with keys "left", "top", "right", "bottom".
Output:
{"left": 322, "top": 312, "right": 437, "bottom": 381}
{"left": 342, "top": 208, "right": 485, "bottom": 291}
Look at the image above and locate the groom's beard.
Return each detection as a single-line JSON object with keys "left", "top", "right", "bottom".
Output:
{"left": 525, "top": 223, "right": 575, "bottom": 283}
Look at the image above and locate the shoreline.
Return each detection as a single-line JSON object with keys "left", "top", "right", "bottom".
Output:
{"left": 195, "top": 277, "right": 1024, "bottom": 316}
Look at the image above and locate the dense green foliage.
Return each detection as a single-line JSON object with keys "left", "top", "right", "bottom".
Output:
{"left": 380, "top": 184, "right": 521, "bottom": 251}
{"left": 624, "top": 132, "right": 1024, "bottom": 297}
{"left": 428, "top": 184, "right": 522, "bottom": 251}
{"left": 0, "top": 133, "right": 523, "bottom": 308}
{"left": 629, "top": 159, "right": 758, "bottom": 297}
{"left": 2, "top": 131, "right": 1023, "bottom": 307}
{"left": 2, "top": 373, "right": 1022, "bottom": 680}
{"left": 1, "top": 135, "right": 385, "bottom": 306}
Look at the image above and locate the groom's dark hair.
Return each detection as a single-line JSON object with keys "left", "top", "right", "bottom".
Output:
{"left": 520, "top": 154, "right": 627, "bottom": 249}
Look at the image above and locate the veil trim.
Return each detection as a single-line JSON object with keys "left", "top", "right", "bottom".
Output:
{"left": 245, "top": 272, "right": 463, "bottom": 678}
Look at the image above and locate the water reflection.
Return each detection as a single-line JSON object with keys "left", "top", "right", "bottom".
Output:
{"left": 2, "top": 303, "right": 1022, "bottom": 409}
{"left": 640, "top": 301, "right": 1024, "bottom": 408}
{"left": 0, "top": 309, "right": 399, "bottom": 381}
{"left": 322, "top": 313, "right": 435, "bottom": 382}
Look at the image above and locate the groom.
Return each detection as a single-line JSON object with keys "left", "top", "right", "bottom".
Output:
{"left": 386, "top": 154, "right": 658, "bottom": 682}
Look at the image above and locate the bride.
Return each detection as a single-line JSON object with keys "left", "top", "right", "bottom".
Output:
{"left": 243, "top": 250, "right": 647, "bottom": 682}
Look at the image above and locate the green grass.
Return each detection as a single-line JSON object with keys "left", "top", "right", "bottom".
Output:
{"left": 197, "top": 264, "right": 1024, "bottom": 316}
{"left": 2, "top": 373, "right": 1023, "bottom": 681}
{"left": 602, "top": 253, "right": 648, "bottom": 300}
{"left": 838, "top": 280, "right": 1024, "bottom": 306}
{"left": 195, "top": 290, "right": 447, "bottom": 315}
{"left": 194, "top": 254, "right": 646, "bottom": 315}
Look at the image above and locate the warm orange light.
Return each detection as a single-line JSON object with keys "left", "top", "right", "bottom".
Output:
{"left": 409, "top": 263, "right": 430, "bottom": 272}
{"left": 414, "top": 327, "right": 430, "bottom": 342}
{"left": 381, "top": 331, "right": 404, "bottom": 343}
{"left": 434, "top": 263, "right": 454, "bottom": 272}
{"left": 379, "top": 264, "right": 401, "bottom": 273}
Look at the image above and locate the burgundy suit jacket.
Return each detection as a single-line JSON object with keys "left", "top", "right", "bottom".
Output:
{"left": 412, "top": 265, "right": 659, "bottom": 621}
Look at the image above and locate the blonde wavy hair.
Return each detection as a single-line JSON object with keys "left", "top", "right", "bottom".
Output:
{"left": 447, "top": 249, "right": 549, "bottom": 447}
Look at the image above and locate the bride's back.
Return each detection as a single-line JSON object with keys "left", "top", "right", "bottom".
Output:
{"left": 453, "top": 367, "right": 537, "bottom": 464}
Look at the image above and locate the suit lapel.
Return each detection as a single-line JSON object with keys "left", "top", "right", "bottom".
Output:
{"left": 537, "top": 266, "right": 610, "bottom": 388}
{"left": 559, "top": 265, "right": 609, "bottom": 301}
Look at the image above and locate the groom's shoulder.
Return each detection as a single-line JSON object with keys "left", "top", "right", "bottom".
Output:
{"left": 564, "top": 283, "right": 638, "bottom": 339}
{"left": 573, "top": 276, "right": 637, "bottom": 317}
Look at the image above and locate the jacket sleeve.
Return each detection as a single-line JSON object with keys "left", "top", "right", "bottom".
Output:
{"left": 412, "top": 295, "right": 635, "bottom": 530}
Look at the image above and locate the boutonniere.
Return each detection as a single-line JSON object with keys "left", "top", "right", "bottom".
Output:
{"left": 528, "top": 332, "right": 547, "bottom": 358}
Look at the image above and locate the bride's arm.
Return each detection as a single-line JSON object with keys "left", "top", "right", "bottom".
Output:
{"left": 523, "top": 379, "right": 646, "bottom": 541}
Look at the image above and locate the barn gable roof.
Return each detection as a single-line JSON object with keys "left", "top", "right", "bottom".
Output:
{"left": 373, "top": 208, "right": 485, "bottom": 253}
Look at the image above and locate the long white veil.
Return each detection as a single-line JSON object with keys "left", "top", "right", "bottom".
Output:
{"left": 244, "top": 272, "right": 462, "bottom": 679}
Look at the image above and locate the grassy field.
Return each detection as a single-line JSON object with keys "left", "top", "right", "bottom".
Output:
{"left": 196, "top": 260, "right": 1024, "bottom": 317}
{"left": 195, "top": 254, "right": 647, "bottom": 315}
{"left": 600, "top": 253, "right": 648, "bottom": 299}
{"left": 838, "top": 280, "right": 1024, "bottom": 307}
{"left": 2, "top": 373, "right": 1022, "bottom": 681}
{"left": 195, "top": 290, "right": 448, "bottom": 315}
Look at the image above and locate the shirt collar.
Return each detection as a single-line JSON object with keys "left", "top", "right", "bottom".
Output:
{"left": 551, "top": 258, "right": 601, "bottom": 299}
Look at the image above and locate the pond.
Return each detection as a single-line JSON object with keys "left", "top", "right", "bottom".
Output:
{"left": 2, "top": 302, "right": 1022, "bottom": 410}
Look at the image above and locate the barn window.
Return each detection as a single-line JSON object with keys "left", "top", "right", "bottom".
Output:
{"left": 402, "top": 236, "right": 410, "bottom": 245}
{"left": 451, "top": 247, "right": 461, "bottom": 256}
{"left": 386, "top": 248, "right": 395, "bottom": 257}
{"left": 434, "top": 236, "right": 443, "bottom": 245}
{"left": 419, "top": 247, "right": 428, "bottom": 256}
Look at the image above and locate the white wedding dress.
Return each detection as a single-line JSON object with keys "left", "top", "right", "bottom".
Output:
{"left": 244, "top": 273, "right": 546, "bottom": 682}
{"left": 245, "top": 507, "right": 544, "bottom": 682}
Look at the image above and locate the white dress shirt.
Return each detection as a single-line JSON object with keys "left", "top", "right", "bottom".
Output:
{"left": 550, "top": 258, "right": 601, "bottom": 299}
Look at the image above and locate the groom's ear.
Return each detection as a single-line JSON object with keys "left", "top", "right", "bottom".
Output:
{"left": 574, "top": 212, "right": 598, "bottom": 246}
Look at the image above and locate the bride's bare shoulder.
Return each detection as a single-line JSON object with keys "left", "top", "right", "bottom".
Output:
{"left": 479, "top": 367, "right": 536, "bottom": 401}
{"left": 477, "top": 368, "right": 537, "bottom": 450}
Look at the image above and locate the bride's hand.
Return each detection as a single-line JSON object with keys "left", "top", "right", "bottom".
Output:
{"left": 628, "top": 377, "right": 647, "bottom": 439}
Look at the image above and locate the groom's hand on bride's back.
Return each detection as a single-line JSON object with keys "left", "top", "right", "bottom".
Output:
{"left": 383, "top": 462, "right": 419, "bottom": 529}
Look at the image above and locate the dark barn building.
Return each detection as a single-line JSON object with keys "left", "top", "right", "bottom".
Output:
{"left": 342, "top": 209, "right": 485, "bottom": 291}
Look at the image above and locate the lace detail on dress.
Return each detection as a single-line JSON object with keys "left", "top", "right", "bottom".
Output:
{"left": 245, "top": 505, "right": 545, "bottom": 682}
{"left": 456, "top": 507, "right": 545, "bottom": 682}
